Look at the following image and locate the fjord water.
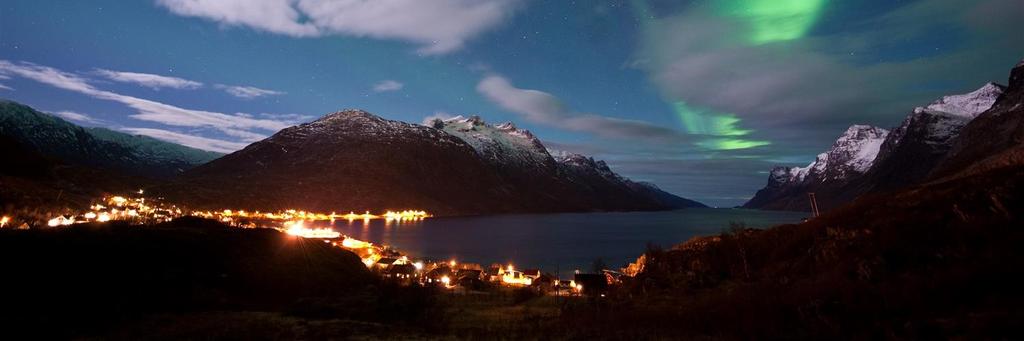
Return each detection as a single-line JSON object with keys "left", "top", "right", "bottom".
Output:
{"left": 318, "top": 208, "right": 805, "bottom": 276}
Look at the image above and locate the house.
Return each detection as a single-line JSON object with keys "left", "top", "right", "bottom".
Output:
{"left": 425, "top": 266, "right": 452, "bottom": 284}
{"left": 456, "top": 269, "right": 482, "bottom": 281}
{"left": 500, "top": 267, "right": 533, "bottom": 286}
{"left": 484, "top": 266, "right": 502, "bottom": 282}
{"left": 387, "top": 263, "right": 417, "bottom": 280}
{"left": 573, "top": 274, "right": 609, "bottom": 296}
{"left": 374, "top": 257, "right": 398, "bottom": 271}
{"left": 521, "top": 269, "right": 542, "bottom": 280}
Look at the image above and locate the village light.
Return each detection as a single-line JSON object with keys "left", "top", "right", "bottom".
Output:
{"left": 413, "top": 262, "right": 424, "bottom": 271}
{"left": 450, "top": 260, "right": 457, "bottom": 268}
{"left": 1, "top": 216, "right": 10, "bottom": 228}
{"left": 84, "top": 212, "right": 97, "bottom": 220}
{"left": 97, "top": 212, "right": 111, "bottom": 222}
{"left": 441, "top": 276, "right": 451, "bottom": 286}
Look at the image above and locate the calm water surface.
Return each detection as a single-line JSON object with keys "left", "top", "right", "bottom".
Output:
{"left": 312, "top": 208, "right": 806, "bottom": 276}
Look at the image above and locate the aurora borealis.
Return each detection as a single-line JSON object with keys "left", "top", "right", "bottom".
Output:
{"left": 1, "top": 0, "right": 1020, "bottom": 206}
{"left": 721, "top": 0, "right": 827, "bottom": 44}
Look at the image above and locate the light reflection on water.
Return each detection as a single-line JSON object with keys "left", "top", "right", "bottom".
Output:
{"left": 309, "top": 208, "right": 806, "bottom": 277}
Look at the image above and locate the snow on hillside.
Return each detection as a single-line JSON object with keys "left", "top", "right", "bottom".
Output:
{"left": 922, "top": 83, "right": 1004, "bottom": 118}
{"left": 780, "top": 125, "right": 889, "bottom": 184}
{"left": 433, "top": 115, "right": 554, "bottom": 169}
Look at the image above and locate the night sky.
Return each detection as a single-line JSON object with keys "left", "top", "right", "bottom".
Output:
{"left": 1, "top": 0, "right": 1020, "bottom": 207}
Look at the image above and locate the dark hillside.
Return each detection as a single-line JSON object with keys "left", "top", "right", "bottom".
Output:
{"left": 584, "top": 164, "right": 1024, "bottom": 339}
{"left": 0, "top": 217, "right": 376, "bottom": 339}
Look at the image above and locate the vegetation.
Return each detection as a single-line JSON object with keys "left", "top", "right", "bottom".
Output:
{"left": 2, "top": 167, "right": 1021, "bottom": 339}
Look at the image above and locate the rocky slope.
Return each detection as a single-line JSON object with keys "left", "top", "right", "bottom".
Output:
{"left": 932, "top": 60, "right": 1024, "bottom": 179}
{"left": 745, "top": 82, "right": 1004, "bottom": 212}
{"left": 743, "top": 125, "right": 889, "bottom": 211}
{"left": 860, "top": 83, "right": 1004, "bottom": 191}
{"left": 435, "top": 115, "right": 705, "bottom": 210}
{"left": 0, "top": 100, "right": 221, "bottom": 178}
{"left": 166, "top": 111, "right": 704, "bottom": 215}
{"left": 611, "top": 62, "right": 1024, "bottom": 337}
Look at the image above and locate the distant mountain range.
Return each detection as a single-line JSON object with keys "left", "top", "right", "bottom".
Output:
{"left": 0, "top": 100, "right": 222, "bottom": 179}
{"left": 161, "top": 111, "right": 704, "bottom": 216}
{"left": 0, "top": 98, "right": 703, "bottom": 215}
{"left": 744, "top": 65, "right": 1014, "bottom": 212}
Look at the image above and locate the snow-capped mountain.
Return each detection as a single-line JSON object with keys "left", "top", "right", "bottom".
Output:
{"left": 744, "top": 82, "right": 1005, "bottom": 212}
{"left": 743, "top": 125, "right": 888, "bottom": 211}
{"left": 432, "top": 115, "right": 556, "bottom": 174}
{"left": 166, "top": 110, "right": 704, "bottom": 216}
{"left": 861, "top": 83, "right": 1005, "bottom": 191}
{"left": 934, "top": 59, "right": 1024, "bottom": 178}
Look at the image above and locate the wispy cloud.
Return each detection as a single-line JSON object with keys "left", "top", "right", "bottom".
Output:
{"left": 121, "top": 127, "right": 247, "bottom": 153}
{"left": 52, "top": 110, "right": 99, "bottom": 124}
{"left": 155, "top": 0, "right": 523, "bottom": 55}
{"left": 215, "top": 84, "right": 285, "bottom": 99}
{"left": 372, "top": 80, "right": 404, "bottom": 92}
{"left": 0, "top": 60, "right": 291, "bottom": 152}
{"left": 0, "top": 83, "right": 12, "bottom": 91}
{"left": 476, "top": 74, "right": 690, "bottom": 142}
{"left": 633, "top": 0, "right": 1022, "bottom": 155}
{"left": 93, "top": 69, "right": 203, "bottom": 90}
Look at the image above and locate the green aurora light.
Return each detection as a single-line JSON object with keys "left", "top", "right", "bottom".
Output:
{"left": 672, "top": 102, "right": 770, "bottom": 150}
{"left": 633, "top": 0, "right": 824, "bottom": 150}
{"left": 720, "top": 0, "right": 828, "bottom": 44}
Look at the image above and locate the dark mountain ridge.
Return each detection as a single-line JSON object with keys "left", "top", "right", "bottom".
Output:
{"left": 0, "top": 100, "right": 222, "bottom": 179}
{"left": 744, "top": 78, "right": 1007, "bottom": 212}
{"left": 163, "top": 110, "right": 704, "bottom": 215}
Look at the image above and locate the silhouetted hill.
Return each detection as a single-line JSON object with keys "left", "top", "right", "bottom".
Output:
{"left": 0, "top": 217, "right": 376, "bottom": 339}
{"left": 0, "top": 134, "right": 148, "bottom": 213}
{"left": 165, "top": 110, "right": 703, "bottom": 216}
{"left": 0, "top": 100, "right": 221, "bottom": 179}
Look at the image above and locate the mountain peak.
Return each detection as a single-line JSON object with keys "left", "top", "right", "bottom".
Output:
{"left": 317, "top": 109, "right": 380, "bottom": 122}
{"left": 919, "top": 83, "right": 1005, "bottom": 119}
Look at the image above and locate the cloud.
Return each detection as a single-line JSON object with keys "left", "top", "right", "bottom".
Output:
{"left": 372, "top": 80, "right": 404, "bottom": 92}
{"left": 0, "top": 83, "right": 11, "bottom": 91}
{"left": 52, "top": 110, "right": 99, "bottom": 124}
{"left": 215, "top": 84, "right": 285, "bottom": 99}
{"left": 121, "top": 127, "right": 247, "bottom": 153}
{"left": 156, "top": 0, "right": 522, "bottom": 55}
{"left": 0, "top": 60, "right": 291, "bottom": 146}
{"left": 633, "top": 0, "right": 1023, "bottom": 155}
{"left": 93, "top": 69, "right": 203, "bottom": 90}
{"left": 476, "top": 74, "right": 690, "bottom": 142}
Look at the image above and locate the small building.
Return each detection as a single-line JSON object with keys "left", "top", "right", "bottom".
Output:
{"left": 484, "top": 266, "right": 502, "bottom": 282}
{"left": 574, "top": 274, "right": 609, "bottom": 297}
{"left": 456, "top": 269, "right": 482, "bottom": 281}
{"left": 521, "top": 269, "right": 542, "bottom": 280}
{"left": 424, "top": 266, "right": 452, "bottom": 284}
{"left": 387, "top": 263, "right": 417, "bottom": 280}
{"left": 374, "top": 257, "right": 398, "bottom": 271}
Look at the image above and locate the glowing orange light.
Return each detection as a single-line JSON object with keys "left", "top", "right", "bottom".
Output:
{"left": 283, "top": 221, "right": 341, "bottom": 239}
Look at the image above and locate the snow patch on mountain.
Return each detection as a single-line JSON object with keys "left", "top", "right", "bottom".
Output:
{"left": 896, "top": 84, "right": 1006, "bottom": 144}
{"left": 920, "top": 83, "right": 1004, "bottom": 119}
{"left": 776, "top": 125, "right": 889, "bottom": 185}
{"left": 432, "top": 115, "right": 555, "bottom": 170}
